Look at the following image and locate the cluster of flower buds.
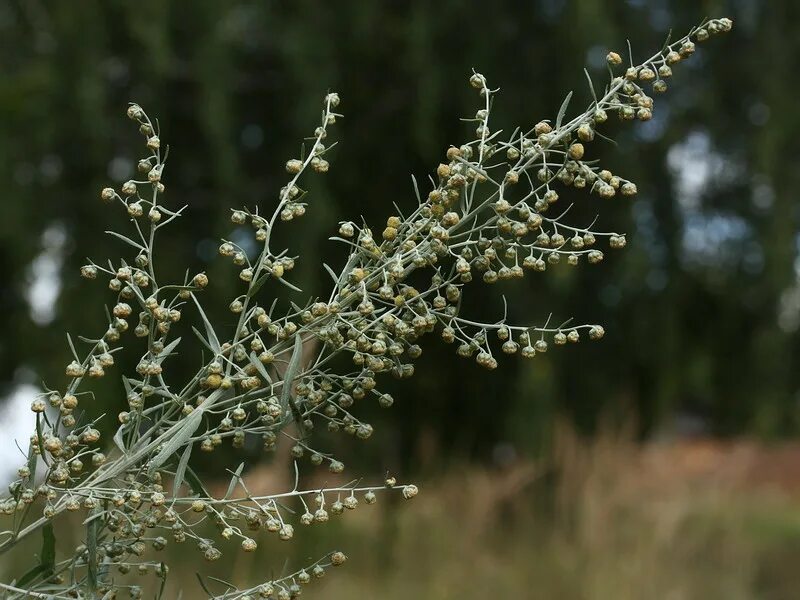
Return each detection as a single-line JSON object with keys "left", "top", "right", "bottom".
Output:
{"left": 0, "top": 18, "right": 731, "bottom": 600}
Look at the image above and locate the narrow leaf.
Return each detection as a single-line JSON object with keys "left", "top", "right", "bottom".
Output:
{"left": 191, "top": 326, "right": 217, "bottom": 354}
{"left": 13, "top": 513, "right": 53, "bottom": 587}
{"left": 156, "top": 563, "right": 168, "bottom": 600}
{"left": 14, "top": 565, "right": 46, "bottom": 588}
{"left": 660, "top": 28, "right": 673, "bottom": 52}
{"left": 195, "top": 573, "right": 213, "bottom": 597}
{"left": 40, "top": 523, "right": 55, "bottom": 578}
{"left": 594, "top": 129, "right": 619, "bottom": 146}
{"left": 128, "top": 280, "right": 147, "bottom": 306}
{"left": 410, "top": 174, "right": 422, "bottom": 205}
{"left": 35, "top": 413, "right": 45, "bottom": 459}
{"left": 322, "top": 263, "right": 340, "bottom": 284}
{"left": 207, "top": 576, "right": 236, "bottom": 589}
{"left": 584, "top": 68, "right": 598, "bottom": 106}
{"left": 173, "top": 442, "right": 193, "bottom": 497}
{"left": 280, "top": 334, "right": 304, "bottom": 413}
{"left": 248, "top": 351, "right": 273, "bottom": 386}
{"left": 224, "top": 463, "right": 245, "bottom": 500}
{"left": 148, "top": 408, "right": 203, "bottom": 476}
{"left": 556, "top": 91, "right": 573, "bottom": 128}
{"left": 104, "top": 230, "right": 146, "bottom": 251}
{"left": 25, "top": 440, "right": 38, "bottom": 484}
{"left": 112, "top": 426, "right": 127, "bottom": 455}
{"left": 152, "top": 336, "right": 182, "bottom": 366}
{"left": 151, "top": 387, "right": 176, "bottom": 399}
{"left": 86, "top": 509, "right": 99, "bottom": 593}
{"left": 247, "top": 273, "right": 270, "bottom": 299}
{"left": 82, "top": 509, "right": 105, "bottom": 526}
{"left": 184, "top": 465, "right": 210, "bottom": 497}
{"left": 191, "top": 294, "right": 220, "bottom": 353}
{"left": 66, "top": 333, "right": 80, "bottom": 363}
{"left": 274, "top": 276, "right": 303, "bottom": 293}
{"left": 156, "top": 204, "right": 185, "bottom": 218}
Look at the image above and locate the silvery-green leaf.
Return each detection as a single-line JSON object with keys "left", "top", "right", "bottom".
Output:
{"left": 173, "top": 442, "right": 193, "bottom": 497}
{"left": 556, "top": 90, "right": 573, "bottom": 128}
{"left": 280, "top": 334, "right": 303, "bottom": 413}
{"left": 148, "top": 407, "right": 203, "bottom": 476}
{"left": 105, "top": 230, "right": 146, "bottom": 251}
{"left": 191, "top": 294, "right": 220, "bottom": 353}
{"left": 224, "top": 463, "right": 245, "bottom": 500}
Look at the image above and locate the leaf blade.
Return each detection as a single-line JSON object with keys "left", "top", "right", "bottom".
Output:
{"left": 112, "top": 425, "right": 127, "bottom": 455}
{"left": 14, "top": 565, "right": 45, "bottom": 588}
{"left": 86, "top": 509, "right": 99, "bottom": 593}
{"left": 104, "top": 230, "right": 146, "bottom": 251}
{"left": 248, "top": 351, "right": 273, "bottom": 386}
{"left": 173, "top": 442, "right": 193, "bottom": 498}
{"left": 584, "top": 68, "right": 598, "bottom": 106}
{"left": 556, "top": 90, "right": 573, "bottom": 128}
{"left": 147, "top": 407, "right": 203, "bottom": 476}
{"left": 322, "top": 263, "right": 340, "bottom": 285}
{"left": 280, "top": 334, "right": 304, "bottom": 414}
{"left": 191, "top": 326, "right": 217, "bottom": 354}
{"left": 224, "top": 463, "right": 245, "bottom": 500}
{"left": 191, "top": 294, "right": 220, "bottom": 354}
{"left": 152, "top": 336, "right": 182, "bottom": 366}
{"left": 41, "top": 523, "right": 56, "bottom": 579}
{"left": 184, "top": 465, "right": 210, "bottom": 497}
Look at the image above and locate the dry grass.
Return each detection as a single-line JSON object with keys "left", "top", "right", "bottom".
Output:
{"left": 305, "top": 425, "right": 800, "bottom": 599}
{"left": 5, "top": 424, "right": 800, "bottom": 599}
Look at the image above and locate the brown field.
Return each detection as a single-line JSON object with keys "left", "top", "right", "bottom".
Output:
{"left": 198, "top": 427, "right": 800, "bottom": 599}
{"left": 5, "top": 427, "right": 800, "bottom": 599}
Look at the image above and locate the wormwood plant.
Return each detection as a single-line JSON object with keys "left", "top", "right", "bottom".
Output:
{"left": 0, "top": 17, "right": 732, "bottom": 599}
